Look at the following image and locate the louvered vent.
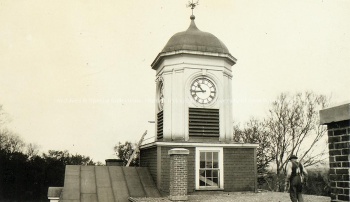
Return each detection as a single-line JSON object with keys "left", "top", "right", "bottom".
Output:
{"left": 189, "top": 108, "right": 219, "bottom": 137}
{"left": 157, "top": 111, "right": 163, "bottom": 139}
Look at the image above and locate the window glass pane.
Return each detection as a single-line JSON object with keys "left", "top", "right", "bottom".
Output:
{"left": 199, "top": 170, "right": 205, "bottom": 186}
{"left": 207, "top": 177, "right": 213, "bottom": 186}
{"left": 207, "top": 177, "right": 218, "bottom": 186}
{"left": 200, "top": 152, "right": 205, "bottom": 168}
{"left": 206, "top": 152, "right": 212, "bottom": 168}
{"left": 212, "top": 177, "right": 218, "bottom": 184}
{"left": 213, "top": 170, "right": 218, "bottom": 178}
{"left": 205, "top": 170, "right": 212, "bottom": 177}
{"left": 200, "top": 178, "right": 205, "bottom": 186}
{"left": 213, "top": 152, "right": 218, "bottom": 168}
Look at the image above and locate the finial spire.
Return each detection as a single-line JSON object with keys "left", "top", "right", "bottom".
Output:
{"left": 187, "top": 0, "right": 199, "bottom": 16}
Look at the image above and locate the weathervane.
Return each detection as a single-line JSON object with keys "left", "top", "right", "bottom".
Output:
{"left": 187, "top": 0, "right": 199, "bottom": 15}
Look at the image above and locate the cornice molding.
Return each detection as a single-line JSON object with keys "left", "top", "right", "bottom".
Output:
{"left": 151, "top": 50, "right": 237, "bottom": 70}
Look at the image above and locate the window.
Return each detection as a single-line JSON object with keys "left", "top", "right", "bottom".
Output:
{"left": 195, "top": 147, "right": 223, "bottom": 190}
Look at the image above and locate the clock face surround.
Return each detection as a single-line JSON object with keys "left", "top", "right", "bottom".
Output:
{"left": 190, "top": 77, "right": 217, "bottom": 104}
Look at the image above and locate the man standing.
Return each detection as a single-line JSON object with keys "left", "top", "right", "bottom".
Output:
{"left": 284, "top": 155, "right": 308, "bottom": 202}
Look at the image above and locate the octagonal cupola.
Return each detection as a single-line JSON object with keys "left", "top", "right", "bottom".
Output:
{"left": 153, "top": 15, "right": 236, "bottom": 142}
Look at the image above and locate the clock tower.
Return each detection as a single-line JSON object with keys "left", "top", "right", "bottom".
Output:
{"left": 153, "top": 15, "right": 236, "bottom": 142}
{"left": 140, "top": 13, "right": 257, "bottom": 193}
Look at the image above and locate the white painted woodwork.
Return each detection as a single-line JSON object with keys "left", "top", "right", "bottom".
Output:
{"left": 154, "top": 52, "right": 234, "bottom": 142}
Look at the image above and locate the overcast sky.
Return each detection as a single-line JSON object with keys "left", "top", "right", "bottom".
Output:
{"left": 0, "top": 0, "right": 349, "bottom": 162}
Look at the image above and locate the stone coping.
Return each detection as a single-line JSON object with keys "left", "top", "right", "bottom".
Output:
{"left": 320, "top": 103, "right": 350, "bottom": 125}
{"left": 168, "top": 148, "right": 190, "bottom": 155}
{"left": 47, "top": 187, "right": 63, "bottom": 198}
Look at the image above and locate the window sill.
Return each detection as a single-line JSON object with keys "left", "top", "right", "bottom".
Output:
{"left": 196, "top": 187, "right": 224, "bottom": 191}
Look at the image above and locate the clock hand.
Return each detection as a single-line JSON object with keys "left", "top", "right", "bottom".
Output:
{"left": 191, "top": 90, "right": 206, "bottom": 93}
{"left": 197, "top": 84, "right": 205, "bottom": 92}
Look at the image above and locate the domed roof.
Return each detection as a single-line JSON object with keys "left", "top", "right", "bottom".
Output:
{"left": 161, "top": 15, "right": 230, "bottom": 54}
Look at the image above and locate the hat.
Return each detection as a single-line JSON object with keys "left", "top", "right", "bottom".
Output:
{"left": 289, "top": 155, "right": 298, "bottom": 160}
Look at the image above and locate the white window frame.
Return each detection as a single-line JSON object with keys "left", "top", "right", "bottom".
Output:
{"left": 195, "top": 147, "right": 224, "bottom": 190}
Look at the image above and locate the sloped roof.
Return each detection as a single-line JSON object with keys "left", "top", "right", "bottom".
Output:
{"left": 58, "top": 165, "right": 160, "bottom": 202}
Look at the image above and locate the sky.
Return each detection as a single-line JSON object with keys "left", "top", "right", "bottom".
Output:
{"left": 0, "top": 0, "right": 349, "bottom": 162}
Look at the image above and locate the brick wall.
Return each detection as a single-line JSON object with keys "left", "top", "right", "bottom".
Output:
{"left": 187, "top": 148, "right": 195, "bottom": 192}
{"left": 169, "top": 149, "right": 189, "bottom": 201}
{"left": 141, "top": 146, "right": 257, "bottom": 194}
{"left": 160, "top": 147, "right": 170, "bottom": 193}
{"left": 224, "top": 148, "right": 256, "bottom": 192}
{"left": 161, "top": 147, "right": 196, "bottom": 193}
{"left": 140, "top": 147, "right": 157, "bottom": 185}
{"left": 327, "top": 120, "right": 350, "bottom": 202}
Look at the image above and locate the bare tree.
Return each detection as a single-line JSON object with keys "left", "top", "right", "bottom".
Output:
{"left": 265, "top": 92, "right": 329, "bottom": 190}
{"left": 0, "top": 105, "right": 11, "bottom": 128}
{"left": 233, "top": 119, "right": 274, "bottom": 173}
{"left": 26, "top": 143, "right": 41, "bottom": 159}
{"left": 0, "top": 105, "right": 5, "bottom": 127}
{"left": 0, "top": 106, "right": 23, "bottom": 153}
{"left": 0, "top": 128, "right": 25, "bottom": 153}
{"left": 42, "top": 150, "right": 96, "bottom": 165}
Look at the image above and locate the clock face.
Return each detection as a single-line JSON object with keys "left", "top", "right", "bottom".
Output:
{"left": 190, "top": 77, "right": 217, "bottom": 104}
{"left": 158, "top": 81, "right": 164, "bottom": 110}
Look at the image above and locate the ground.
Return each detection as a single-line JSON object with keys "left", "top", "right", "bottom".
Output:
{"left": 130, "top": 192, "right": 330, "bottom": 202}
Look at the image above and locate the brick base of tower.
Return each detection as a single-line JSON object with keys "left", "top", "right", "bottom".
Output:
{"left": 140, "top": 142, "right": 258, "bottom": 194}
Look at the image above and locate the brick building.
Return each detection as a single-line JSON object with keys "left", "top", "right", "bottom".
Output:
{"left": 320, "top": 103, "right": 350, "bottom": 202}
{"left": 140, "top": 14, "right": 258, "bottom": 194}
